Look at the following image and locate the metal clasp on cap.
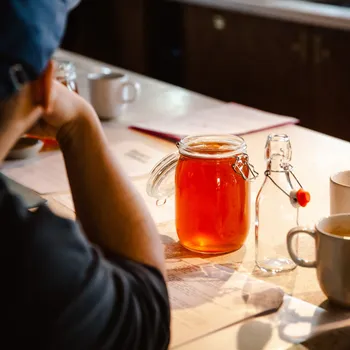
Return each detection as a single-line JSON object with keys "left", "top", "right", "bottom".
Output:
{"left": 264, "top": 163, "right": 310, "bottom": 208}
{"left": 232, "top": 154, "right": 259, "bottom": 182}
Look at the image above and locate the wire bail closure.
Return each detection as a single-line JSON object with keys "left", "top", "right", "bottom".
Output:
{"left": 264, "top": 164, "right": 310, "bottom": 207}
{"left": 232, "top": 154, "right": 259, "bottom": 182}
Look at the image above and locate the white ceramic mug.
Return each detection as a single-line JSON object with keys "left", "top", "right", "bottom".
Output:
{"left": 287, "top": 214, "right": 350, "bottom": 307}
{"left": 330, "top": 170, "right": 350, "bottom": 215}
{"left": 88, "top": 72, "right": 140, "bottom": 120}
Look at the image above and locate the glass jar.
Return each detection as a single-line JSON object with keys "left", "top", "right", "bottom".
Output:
{"left": 54, "top": 59, "right": 79, "bottom": 93}
{"left": 147, "top": 134, "right": 258, "bottom": 254}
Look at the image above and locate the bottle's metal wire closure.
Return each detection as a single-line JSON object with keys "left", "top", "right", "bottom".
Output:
{"left": 264, "top": 164, "right": 303, "bottom": 198}
{"left": 232, "top": 154, "right": 259, "bottom": 182}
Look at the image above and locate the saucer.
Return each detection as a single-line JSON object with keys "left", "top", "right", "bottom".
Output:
{"left": 6, "top": 137, "right": 44, "bottom": 160}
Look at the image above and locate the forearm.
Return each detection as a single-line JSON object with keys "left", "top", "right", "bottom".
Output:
{"left": 57, "top": 109, "right": 165, "bottom": 275}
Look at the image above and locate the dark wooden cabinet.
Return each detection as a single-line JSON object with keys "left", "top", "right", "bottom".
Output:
{"left": 61, "top": 0, "right": 119, "bottom": 66}
{"left": 184, "top": 6, "right": 312, "bottom": 121}
{"left": 310, "top": 27, "right": 350, "bottom": 140}
{"left": 61, "top": 1, "right": 350, "bottom": 141}
{"left": 61, "top": 0, "right": 150, "bottom": 74}
{"left": 183, "top": 4, "right": 350, "bottom": 141}
{"left": 62, "top": 0, "right": 184, "bottom": 81}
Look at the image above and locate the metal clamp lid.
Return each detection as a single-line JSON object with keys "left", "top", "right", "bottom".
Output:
{"left": 232, "top": 154, "right": 259, "bottom": 182}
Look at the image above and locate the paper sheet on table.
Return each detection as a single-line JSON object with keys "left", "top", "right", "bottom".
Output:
{"left": 52, "top": 193, "right": 75, "bottom": 211}
{"left": 168, "top": 258, "right": 284, "bottom": 348}
{"left": 2, "top": 152, "right": 69, "bottom": 194}
{"left": 109, "top": 142, "right": 167, "bottom": 177}
{"left": 2, "top": 141, "right": 167, "bottom": 194}
{"left": 130, "top": 103, "right": 299, "bottom": 141}
{"left": 52, "top": 178, "right": 175, "bottom": 224}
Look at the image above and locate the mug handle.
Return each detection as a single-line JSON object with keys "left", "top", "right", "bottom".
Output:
{"left": 287, "top": 227, "right": 317, "bottom": 268}
{"left": 121, "top": 81, "right": 141, "bottom": 103}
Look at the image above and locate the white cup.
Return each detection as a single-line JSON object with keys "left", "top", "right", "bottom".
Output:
{"left": 88, "top": 72, "right": 140, "bottom": 120}
{"left": 330, "top": 170, "right": 350, "bottom": 214}
{"left": 287, "top": 214, "right": 350, "bottom": 307}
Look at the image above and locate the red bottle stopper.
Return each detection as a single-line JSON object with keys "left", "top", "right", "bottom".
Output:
{"left": 290, "top": 189, "right": 311, "bottom": 208}
{"left": 296, "top": 189, "right": 311, "bottom": 207}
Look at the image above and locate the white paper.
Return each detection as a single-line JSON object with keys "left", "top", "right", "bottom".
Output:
{"left": 2, "top": 152, "right": 69, "bottom": 194}
{"left": 52, "top": 178, "right": 175, "bottom": 224}
{"left": 131, "top": 103, "right": 299, "bottom": 140}
{"left": 52, "top": 193, "right": 75, "bottom": 211}
{"left": 109, "top": 141, "right": 166, "bottom": 178}
{"left": 2, "top": 141, "right": 166, "bottom": 194}
{"left": 168, "top": 258, "right": 284, "bottom": 348}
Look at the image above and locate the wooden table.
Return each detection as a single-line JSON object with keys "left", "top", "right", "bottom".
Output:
{"left": 46, "top": 50, "right": 350, "bottom": 348}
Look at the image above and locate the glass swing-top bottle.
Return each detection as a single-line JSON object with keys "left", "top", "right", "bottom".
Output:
{"left": 255, "top": 134, "right": 310, "bottom": 273}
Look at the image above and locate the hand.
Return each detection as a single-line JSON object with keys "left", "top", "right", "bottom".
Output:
{"left": 27, "top": 79, "right": 95, "bottom": 140}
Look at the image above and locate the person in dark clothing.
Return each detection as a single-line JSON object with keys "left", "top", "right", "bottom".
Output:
{"left": 0, "top": 1, "right": 171, "bottom": 349}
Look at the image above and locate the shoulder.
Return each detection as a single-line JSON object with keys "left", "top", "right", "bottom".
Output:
{"left": 0, "top": 177, "right": 170, "bottom": 349}
{"left": 0, "top": 175, "right": 91, "bottom": 267}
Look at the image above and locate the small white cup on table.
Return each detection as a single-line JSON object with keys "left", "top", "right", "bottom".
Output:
{"left": 88, "top": 72, "right": 140, "bottom": 120}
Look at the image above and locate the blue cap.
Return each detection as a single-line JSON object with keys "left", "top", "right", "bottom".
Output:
{"left": 0, "top": 0, "right": 80, "bottom": 100}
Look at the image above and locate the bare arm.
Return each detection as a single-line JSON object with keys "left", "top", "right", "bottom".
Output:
{"left": 47, "top": 83, "right": 166, "bottom": 275}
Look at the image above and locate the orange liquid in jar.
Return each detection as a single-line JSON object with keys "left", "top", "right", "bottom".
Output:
{"left": 175, "top": 142, "right": 250, "bottom": 253}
